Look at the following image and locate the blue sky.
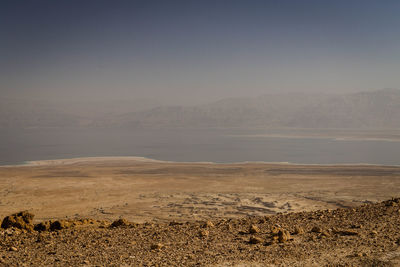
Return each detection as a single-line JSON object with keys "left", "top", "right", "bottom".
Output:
{"left": 1, "top": 0, "right": 400, "bottom": 103}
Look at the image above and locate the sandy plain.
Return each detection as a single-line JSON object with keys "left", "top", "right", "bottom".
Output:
{"left": 0, "top": 157, "right": 399, "bottom": 223}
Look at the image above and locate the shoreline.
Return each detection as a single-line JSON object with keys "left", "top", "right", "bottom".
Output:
{"left": 1, "top": 155, "right": 399, "bottom": 168}
{"left": 230, "top": 133, "right": 400, "bottom": 142}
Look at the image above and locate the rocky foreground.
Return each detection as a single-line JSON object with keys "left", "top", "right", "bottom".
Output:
{"left": 1, "top": 199, "right": 400, "bottom": 266}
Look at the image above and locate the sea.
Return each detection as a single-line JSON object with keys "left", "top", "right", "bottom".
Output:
{"left": 1, "top": 127, "right": 400, "bottom": 166}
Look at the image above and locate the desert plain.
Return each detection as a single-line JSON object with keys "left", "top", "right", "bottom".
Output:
{"left": 1, "top": 157, "right": 400, "bottom": 266}
{"left": 0, "top": 157, "right": 399, "bottom": 223}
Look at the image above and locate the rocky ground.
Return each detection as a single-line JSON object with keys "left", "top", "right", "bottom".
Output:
{"left": 1, "top": 199, "right": 400, "bottom": 266}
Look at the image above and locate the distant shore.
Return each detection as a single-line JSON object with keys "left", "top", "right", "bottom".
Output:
{"left": 1, "top": 156, "right": 399, "bottom": 168}
{"left": 231, "top": 133, "right": 400, "bottom": 142}
{"left": 24, "top": 156, "right": 166, "bottom": 166}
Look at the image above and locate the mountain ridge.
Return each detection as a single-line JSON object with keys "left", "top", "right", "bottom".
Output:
{"left": 1, "top": 89, "right": 400, "bottom": 129}
{"left": 99, "top": 88, "right": 400, "bottom": 129}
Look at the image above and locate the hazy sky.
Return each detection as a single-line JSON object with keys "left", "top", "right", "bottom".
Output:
{"left": 1, "top": 0, "right": 400, "bottom": 104}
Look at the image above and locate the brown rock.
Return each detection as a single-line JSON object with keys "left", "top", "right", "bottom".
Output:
{"left": 36, "top": 234, "right": 44, "bottom": 243}
{"left": 203, "top": 221, "right": 214, "bottom": 228}
{"left": 249, "top": 224, "right": 260, "bottom": 234}
{"left": 5, "top": 228, "right": 20, "bottom": 236}
{"left": 169, "top": 221, "right": 183, "bottom": 226}
{"left": 271, "top": 226, "right": 280, "bottom": 234}
{"left": 385, "top": 200, "right": 397, "bottom": 207}
{"left": 9, "top": 246, "right": 17, "bottom": 252}
{"left": 278, "top": 229, "right": 291, "bottom": 243}
{"left": 319, "top": 230, "right": 331, "bottom": 238}
{"left": 249, "top": 236, "right": 263, "bottom": 244}
{"left": 311, "top": 226, "right": 322, "bottom": 233}
{"left": 338, "top": 230, "right": 359, "bottom": 236}
{"left": 1, "top": 211, "right": 35, "bottom": 231}
{"left": 19, "top": 211, "right": 34, "bottom": 222}
{"left": 50, "top": 220, "right": 71, "bottom": 231}
{"left": 293, "top": 226, "right": 304, "bottom": 235}
{"left": 151, "top": 243, "right": 164, "bottom": 250}
{"left": 199, "top": 229, "right": 209, "bottom": 237}
{"left": 34, "top": 221, "right": 51, "bottom": 232}
{"left": 110, "top": 218, "right": 130, "bottom": 227}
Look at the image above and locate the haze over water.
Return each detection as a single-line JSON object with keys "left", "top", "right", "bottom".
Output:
{"left": 2, "top": 1, "right": 400, "bottom": 166}
{"left": 1, "top": 128, "right": 400, "bottom": 166}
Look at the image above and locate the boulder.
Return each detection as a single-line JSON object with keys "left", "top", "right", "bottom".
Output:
{"left": 50, "top": 220, "right": 71, "bottom": 231}
{"left": 34, "top": 221, "right": 51, "bottom": 232}
{"left": 111, "top": 218, "right": 130, "bottom": 227}
{"left": 1, "top": 211, "right": 35, "bottom": 231}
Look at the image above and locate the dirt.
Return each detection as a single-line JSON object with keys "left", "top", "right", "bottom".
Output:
{"left": 0, "top": 199, "right": 400, "bottom": 266}
{"left": 1, "top": 158, "right": 400, "bottom": 224}
{"left": 0, "top": 158, "right": 400, "bottom": 266}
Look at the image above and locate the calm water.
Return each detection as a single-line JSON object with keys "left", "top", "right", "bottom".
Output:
{"left": 1, "top": 128, "right": 400, "bottom": 165}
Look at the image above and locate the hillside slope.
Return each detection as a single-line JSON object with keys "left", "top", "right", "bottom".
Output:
{"left": 1, "top": 199, "right": 400, "bottom": 266}
{"left": 104, "top": 89, "right": 400, "bottom": 129}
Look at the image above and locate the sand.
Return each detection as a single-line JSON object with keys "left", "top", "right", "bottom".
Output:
{"left": 0, "top": 157, "right": 399, "bottom": 223}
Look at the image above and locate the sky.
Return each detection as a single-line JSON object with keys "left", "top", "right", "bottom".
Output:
{"left": 1, "top": 0, "right": 400, "bottom": 104}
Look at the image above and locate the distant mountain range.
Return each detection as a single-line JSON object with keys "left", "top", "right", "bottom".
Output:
{"left": 2, "top": 89, "right": 400, "bottom": 129}
{"left": 96, "top": 88, "right": 400, "bottom": 129}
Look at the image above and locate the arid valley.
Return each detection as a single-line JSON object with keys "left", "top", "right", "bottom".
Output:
{"left": 1, "top": 157, "right": 400, "bottom": 223}
{"left": 1, "top": 158, "right": 400, "bottom": 266}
